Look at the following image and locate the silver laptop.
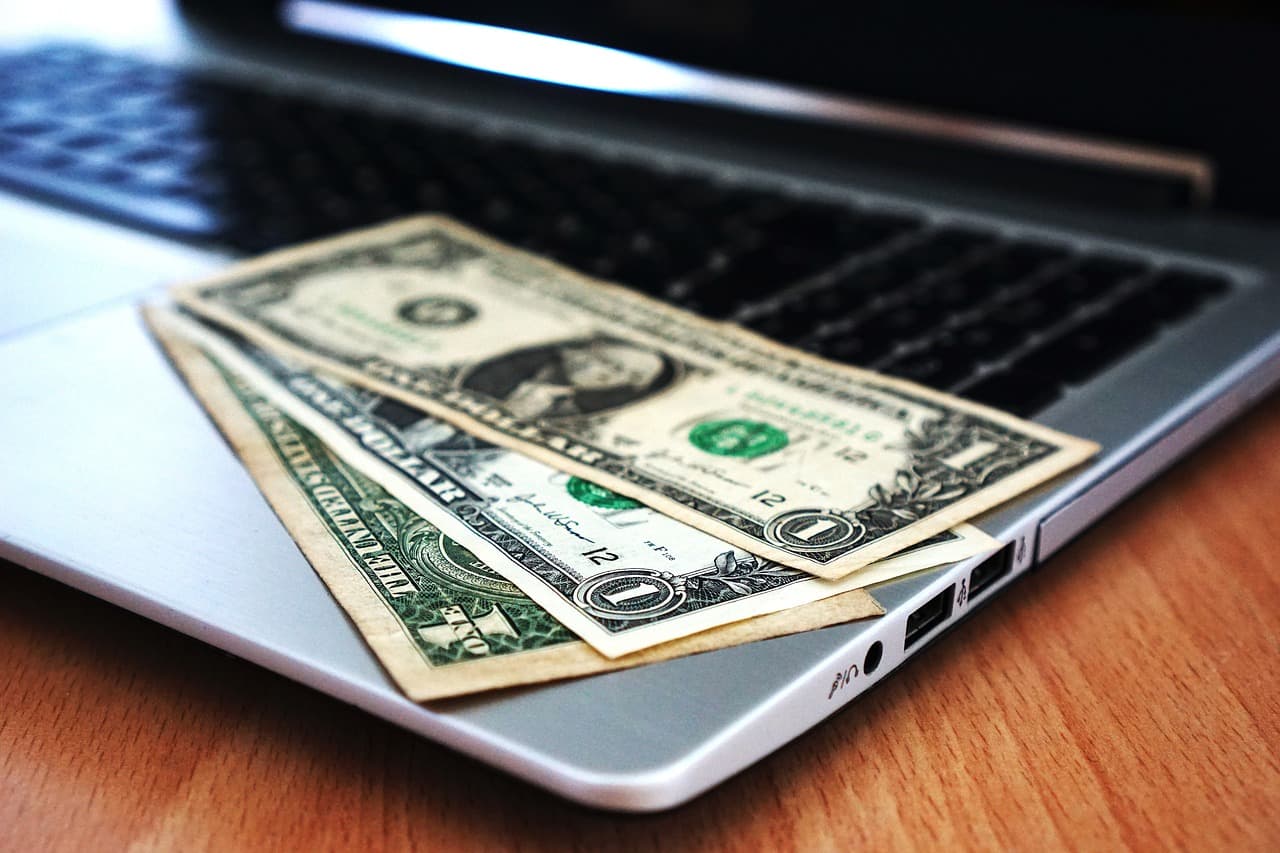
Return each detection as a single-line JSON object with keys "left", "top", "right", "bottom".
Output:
{"left": 2, "top": 0, "right": 1277, "bottom": 811}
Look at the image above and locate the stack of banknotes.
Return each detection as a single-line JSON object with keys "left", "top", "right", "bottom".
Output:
{"left": 143, "top": 216, "right": 1098, "bottom": 700}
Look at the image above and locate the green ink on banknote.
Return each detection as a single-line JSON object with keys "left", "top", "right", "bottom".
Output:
{"left": 210, "top": 356, "right": 579, "bottom": 668}
{"left": 566, "top": 476, "right": 642, "bottom": 509}
{"left": 689, "top": 419, "right": 789, "bottom": 459}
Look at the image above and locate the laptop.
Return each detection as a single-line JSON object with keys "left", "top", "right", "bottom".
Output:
{"left": 1, "top": 0, "right": 1277, "bottom": 811}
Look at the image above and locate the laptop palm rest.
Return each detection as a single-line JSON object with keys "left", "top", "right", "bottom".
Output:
{"left": 1, "top": 302, "right": 963, "bottom": 810}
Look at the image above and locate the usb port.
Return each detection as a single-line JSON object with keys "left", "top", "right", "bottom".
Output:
{"left": 904, "top": 584, "right": 954, "bottom": 649}
{"left": 969, "top": 543, "right": 1013, "bottom": 600}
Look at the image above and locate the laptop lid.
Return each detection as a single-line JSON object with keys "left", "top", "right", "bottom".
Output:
{"left": 181, "top": 0, "right": 1280, "bottom": 218}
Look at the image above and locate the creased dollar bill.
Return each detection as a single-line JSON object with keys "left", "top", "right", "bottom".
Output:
{"left": 148, "top": 306, "right": 996, "bottom": 658}
{"left": 173, "top": 215, "right": 1096, "bottom": 577}
{"left": 146, "top": 310, "right": 888, "bottom": 699}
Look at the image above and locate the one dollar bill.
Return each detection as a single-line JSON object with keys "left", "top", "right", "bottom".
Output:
{"left": 174, "top": 215, "right": 1097, "bottom": 577}
{"left": 147, "top": 309, "right": 887, "bottom": 699}
{"left": 149, "top": 306, "right": 996, "bottom": 658}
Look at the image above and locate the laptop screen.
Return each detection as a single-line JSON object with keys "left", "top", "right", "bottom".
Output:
{"left": 186, "top": 0, "right": 1280, "bottom": 216}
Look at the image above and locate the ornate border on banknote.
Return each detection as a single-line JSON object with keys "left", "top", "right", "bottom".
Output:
{"left": 173, "top": 216, "right": 1097, "bottom": 577}
{"left": 151, "top": 306, "right": 993, "bottom": 657}
{"left": 145, "top": 308, "right": 886, "bottom": 698}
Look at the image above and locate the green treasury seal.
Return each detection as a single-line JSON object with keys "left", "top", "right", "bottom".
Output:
{"left": 566, "top": 476, "right": 643, "bottom": 509}
{"left": 689, "top": 419, "right": 789, "bottom": 458}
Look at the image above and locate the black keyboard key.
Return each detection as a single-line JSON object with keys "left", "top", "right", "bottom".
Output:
{"left": 962, "top": 368, "right": 1062, "bottom": 416}
{"left": 1119, "top": 268, "right": 1231, "bottom": 323}
{"left": 953, "top": 241, "right": 1069, "bottom": 293}
{"left": 811, "top": 326, "right": 899, "bottom": 367}
{"left": 880, "top": 351, "right": 975, "bottom": 389}
{"left": 470, "top": 197, "right": 527, "bottom": 241}
{"left": 602, "top": 237, "right": 696, "bottom": 293}
{"left": 538, "top": 211, "right": 598, "bottom": 250}
{"left": 865, "top": 233, "right": 981, "bottom": 290}
{"left": 56, "top": 131, "right": 116, "bottom": 151}
{"left": 876, "top": 303, "right": 940, "bottom": 343}
{"left": 740, "top": 299, "right": 822, "bottom": 343}
{"left": 987, "top": 292, "right": 1060, "bottom": 340}
{"left": 931, "top": 322, "right": 1025, "bottom": 364}
{"left": 753, "top": 210, "right": 919, "bottom": 269}
{"left": 907, "top": 272, "right": 990, "bottom": 316}
{"left": 1031, "top": 272, "right": 1114, "bottom": 315}
{"left": 0, "top": 39, "right": 1228, "bottom": 368}
{"left": 122, "top": 145, "right": 178, "bottom": 166}
{"left": 852, "top": 210, "right": 924, "bottom": 241}
{"left": 892, "top": 226, "right": 995, "bottom": 274}
{"left": 672, "top": 181, "right": 771, "bottom": 229}
{"left": 68, "top": 163, "right": 134, "bottom": 186}
{"left": 5, "top": 147, "right": 74, "bottom": 170}
{"left": 1029, "top": 254, "right": 1151, "bottom": 314}
{"left": 1014, "top": 313, "right": 1159, "bottom": 385}
{"left": 677, "top": 241, "right": 847, "bottom": 317}
{"left": 599, "top": 161, "right": 661, "bottom": 197}
{"left": 788, "top": 280, "right": 877, "bottom": 323}
{"left": 639, "top": 211, "right": 714, "bottom": 264}
{"left": 740, "top": 311, "right": 789, "bottom": 340}
{"left": 743, "top": 201, "right": 890, "bottom": 255}
{"left": 814, "top": 263, "right": 904, "bottom": 307}
{"left": 0, "top": 119, "right": 61, "bottom": 139}
{"left": 875, "top": 241, "right": 949, "bottom": 284}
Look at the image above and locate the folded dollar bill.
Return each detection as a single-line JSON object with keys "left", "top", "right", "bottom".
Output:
{"left": 173, "top": 216, "right": 1097, "bottom": 578}
{"left": 146, "top": 310, "right": 891, "bottom": 699}
{"left": 148, "top": 305, "right": 996, "bottom": 658}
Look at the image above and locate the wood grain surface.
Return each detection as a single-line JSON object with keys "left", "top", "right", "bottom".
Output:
{"left": 2, "top": 393, "right": 1278, "bottom": 852}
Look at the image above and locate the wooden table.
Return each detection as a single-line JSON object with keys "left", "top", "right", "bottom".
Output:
{"left": 3, "top": 393, "right": 1278, "bottom": 851}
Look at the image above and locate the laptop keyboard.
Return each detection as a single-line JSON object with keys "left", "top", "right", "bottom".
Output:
{"left": 0, "top": 44, "right": 1232, "bottom": 416}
